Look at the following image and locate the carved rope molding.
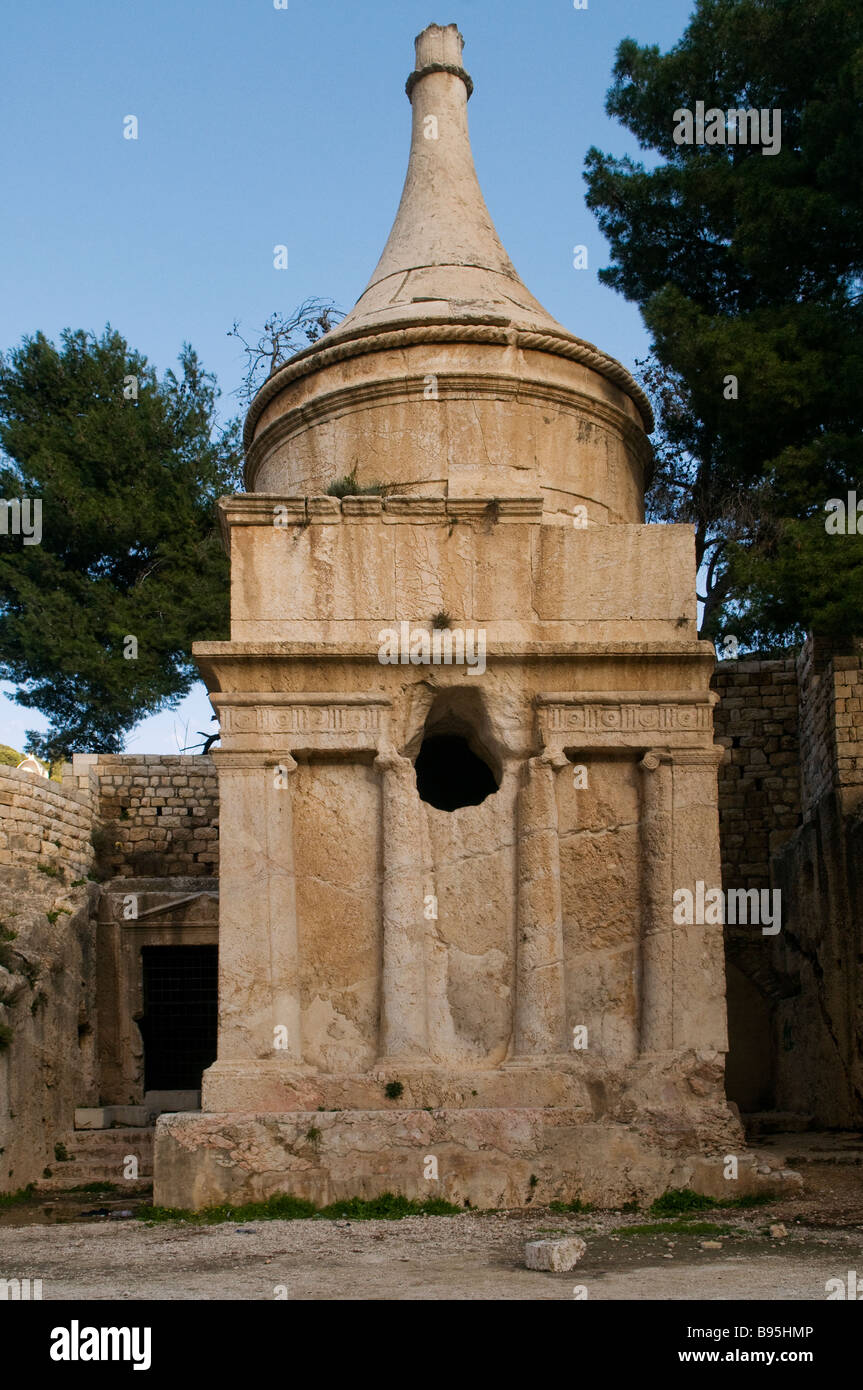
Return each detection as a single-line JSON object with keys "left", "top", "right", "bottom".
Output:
{"left": 243, "top": 320, "right": 653, "bottom": 451}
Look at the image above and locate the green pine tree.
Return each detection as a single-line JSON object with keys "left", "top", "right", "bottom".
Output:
{"left": 0, "top": 327, "right": 242, "bottom": 758}
{"left": 584, "top": 0, "right": 863, "bottom": 645}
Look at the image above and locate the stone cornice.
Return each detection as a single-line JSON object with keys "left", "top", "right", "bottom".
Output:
{"left": 194, "top": 640, "right": 717, "bottom": 661}
{"left": 218, "top": 493, "right": 546, "bottom": 544}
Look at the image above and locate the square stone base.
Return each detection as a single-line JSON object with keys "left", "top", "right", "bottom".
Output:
{"left": 153, "top": 1105, "right": 797, "bottom": 1212}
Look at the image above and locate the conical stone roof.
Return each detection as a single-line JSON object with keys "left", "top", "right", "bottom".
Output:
{"left": 334, "top": 23, "right": 572, "bottom": 340}
{"left": 245, "top": 23, "right": 651, "bottom": 456}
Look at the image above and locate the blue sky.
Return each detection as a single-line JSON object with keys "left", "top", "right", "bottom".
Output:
{"left": 1, "top": 0, "right": 696, "bottom": 755}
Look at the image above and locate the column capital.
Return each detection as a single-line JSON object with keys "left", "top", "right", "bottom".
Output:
{"left": 539, "top": 749, "right": 570, "bottom": 771}
{"left": 639, "top": 749, "right": 671, "bottom": 773}
{"left": 374, "top": 748, "right": 410, "bottom": 775}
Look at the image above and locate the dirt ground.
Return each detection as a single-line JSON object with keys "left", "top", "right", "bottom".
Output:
{"left": 1, "top": 1133, "right": 861, "bottom": 1301}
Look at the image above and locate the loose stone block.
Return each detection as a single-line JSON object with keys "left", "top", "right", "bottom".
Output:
{"left": 525, "top": 1237, "right": 587, "bottom": 1272}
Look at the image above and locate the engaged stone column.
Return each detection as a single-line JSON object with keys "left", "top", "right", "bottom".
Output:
{"left": 669, "top": 748, "right": 727, "bottom": 1053}
{"left": 514, "top": 754, "right": 567, "bottom": 1055}
{"left": 212, "top": 751, "right": 302, "bottom": 1064}
{"left": 375, "top": 750, "right": 428, "bottom": 1060}
{"left": 638, "top": 750, "right": 674, "bottom": 1054}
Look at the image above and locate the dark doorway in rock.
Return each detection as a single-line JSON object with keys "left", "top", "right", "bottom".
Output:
{"left": 140, "top": 945, "right": 218, "bottom": 1091}
{"left": 415, "top": 732, "right": 499, "bottom": 811}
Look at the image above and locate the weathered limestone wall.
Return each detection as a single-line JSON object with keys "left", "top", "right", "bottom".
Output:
{"left": 714, "top": 639, "right": 863, "bottom": 1125}
{"left": 0, "top": 754, "right": 219, "bottom": 1190}
{"left": 0, "top": 767, "right": 99, "bottom": 1190}
{"left": 770, "top": 639, "right": 863, "bottom": 1126}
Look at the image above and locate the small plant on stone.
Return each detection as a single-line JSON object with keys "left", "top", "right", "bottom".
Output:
{"left": 326, "top": 467, "right": 386, "bottom": 499}
{"left": 305, "top": 1126, "right": 322, "bottom": 1146}
{"left": 37, "top": 863, "right": 61, "bottom": 879}
{"left": 384, "top": 1080, "right": 404, "bottom": 1100}
{"left": 431, "top": 611, "right": 451, "bottom": 629}
{"left": 54, "top": 1142, "right": 71, "bottom": 1162}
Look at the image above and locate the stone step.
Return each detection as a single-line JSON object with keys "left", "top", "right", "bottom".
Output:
{"left": 744, "top": 1111, "right": 817, "bottom": 1136}
{"left": 39, "top": 1128, "right": 153, "bottom": 1191}
{"left": 75, "top": 1106, "right": 150, "bottom": 1130}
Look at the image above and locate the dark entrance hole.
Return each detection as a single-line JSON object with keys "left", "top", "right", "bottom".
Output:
{"left": 139, "top": 944, "right": 218, "bottom": 1091}
{"left": 415, "top": 733, "right": 498, "bottom": 812}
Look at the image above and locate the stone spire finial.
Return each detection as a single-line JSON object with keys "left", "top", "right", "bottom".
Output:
{"left": 331, "top": 22, "right": 568, "bottom": 339}
{"left": 415, "top": 22, "right": 464, "bottom": 68}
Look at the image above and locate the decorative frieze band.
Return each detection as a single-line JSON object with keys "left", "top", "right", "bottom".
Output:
{"left": 537, "top": 691, "right": 716, "bottom": 751}
{"left": 211, "top": 693, "right": 391, "bottom": 754}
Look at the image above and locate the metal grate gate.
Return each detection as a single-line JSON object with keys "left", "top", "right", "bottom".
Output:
{"left": 140, "top": 945, "right": 218, "bottom": 1091}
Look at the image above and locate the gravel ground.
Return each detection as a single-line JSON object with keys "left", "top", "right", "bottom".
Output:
{"left": 1, "top": 1205, "right": 861, "bottom": 1300}
{"left": 1, "top": 1138, "right": 861, "bottom": 1301}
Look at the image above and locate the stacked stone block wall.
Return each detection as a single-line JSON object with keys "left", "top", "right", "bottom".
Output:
{"left": 711, "top": 657, "right": 801, "bottom": 893}
{"left": 63, "top": 753, "right": 219, "bottom": 879}
{"left": 0, "top": 765, "right": 94, "bottom": 880}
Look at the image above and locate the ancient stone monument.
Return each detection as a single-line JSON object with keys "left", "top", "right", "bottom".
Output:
{"left": 155, "top": 23, "right": 745, "bottom": 1209}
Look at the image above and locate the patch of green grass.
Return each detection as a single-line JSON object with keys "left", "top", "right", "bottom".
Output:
{"left": 137, "top": 1191, "right": 461, "bottom": 1225}
{"left": 0, "top": 1184, "right": 35, "bottom": 1207}
{"left": 384, "top": 1080, "right": 404, "bottom": 1100}
{"left": 621, "top": 1199, "right": 639, "bottom": 1213}
{"left": 70, "top": 879, "right": 87, "bottom": 888}
{"left": 321, "top": 1193, "right": 460, "bottom": 1220}
{"left": 139, "top": 1194, "right": 318, "bottom": 1225}
{"left": 723, "top": 1193, "right": 774, "bottom": 1209}
{"left": 549, "top": 1198, "right": 594, "bottom": 1214}
{"left": 650, "top": 1188, "right": 718, "bottom": 1217}
{"left": 36, "top": 863, "right": 62, "bottom": 878}
{"left": 68, "top": 1182, "right": 120, "bottom": 1193}
{"left": 46, "top": 909, "right": 72, "bottom": 925}
{"left": 53, "top": 1142, "right": 71, "bottom": 1162}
